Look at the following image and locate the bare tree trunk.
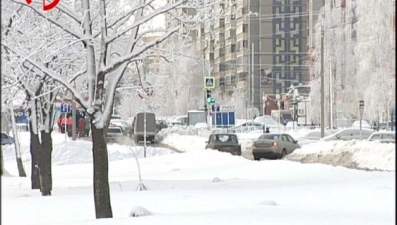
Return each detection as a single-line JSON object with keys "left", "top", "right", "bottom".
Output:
{"left": 10, "top": 106, "right": 26, "bottom": 177}
{"left": 38, "top": 131, "right": 53, "bottom": 196}
{"left": 90, "top": 118, "right": 113, "bottom": 218}
{"left": 1, "top": 147, "right": 4, "bottom": 176}
{"left": 29, "top": 121, "right": 41, "bottom": 189}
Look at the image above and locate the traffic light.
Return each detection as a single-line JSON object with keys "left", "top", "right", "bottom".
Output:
{"left": 206, "top": 90, "right": 215, "bottom": 104}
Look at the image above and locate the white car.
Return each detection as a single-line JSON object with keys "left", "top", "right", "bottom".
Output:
{"left": 351, "top": 120, "right": 371, "bottom": 129}
{"left": 368, "top": 131, "right": 395, "bottom": 143}
{"left": 300, "top": 130, "right": 333, "bottom": 141}
{"left": 254, "top": 115, "right": 283, "bottom": 129}
{"left": 320, "top": 127, "right": 375, "bottom": 141}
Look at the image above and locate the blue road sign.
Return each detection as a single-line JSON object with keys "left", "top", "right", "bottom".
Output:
{"left": 60, "top": 103, "right": 71, "bottom": 113}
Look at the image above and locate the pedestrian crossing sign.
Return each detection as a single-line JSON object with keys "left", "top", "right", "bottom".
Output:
{"left": 204, "top": 77, "right": 215, "bottom": 89}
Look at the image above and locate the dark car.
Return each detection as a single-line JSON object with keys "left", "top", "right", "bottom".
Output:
{"left": 156, "top": 120, "right": 168, "bottom": 132}
{"left": 205, "top": 133, "right": 241, "bottom": 156}
{"left": 1, "top": 132, "right": 15, "bottom": 145}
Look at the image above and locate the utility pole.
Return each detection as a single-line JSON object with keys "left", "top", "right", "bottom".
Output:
{"left": 320, "top": 24, "right": 325, "bottom": 138}
{"left": 251, "top": 43, "right": 254, "bottom": 112}
{"left": 72, "top": 96, "right": 76, "bottom": 140}
{"left": 309, "top": 0, "right": 313, "bottom": 49}
{"left": 329, "top": 60, "right": 333, "bottom": 129}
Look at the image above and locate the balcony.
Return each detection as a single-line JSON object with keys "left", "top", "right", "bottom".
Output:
{"left": 225, "top": 20, "right": 237, "bottom": 30}
{"left": 237, "top": 80, "right": 248, "bottom": 88}
{"left": 225, "top": 37, "right": 236, "bottom": 46}
{"left": 236, "top": 65, "right": 248, "bottom": 74}
{"left": 214, "top": 18, "right": 225, "bottom": 29}
{"left": 236, "top": 48, "right": 249, "bottom": 58}
{"left": 236, "top": 32, "right": 248, "bottom": 42}
{"left": 226, "top": 51, "right": 237, "bottom": 61}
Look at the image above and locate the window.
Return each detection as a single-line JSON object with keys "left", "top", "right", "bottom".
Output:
{"left": 261, "top": 134, "right": 280, "bottom": 140}
{"left": 213, "top": 134, "right": 238, "bottom": 143}
{"left": 1, "top": 133, "right": 8, "bottom": 139}
{"left": 281, "top": 135, "right": 288, "bottom": 142}
{"left": 231, "top": 44, "right": 236, "bottom": 53}
{"left": 243, "top": 24, "right": 248, "bottom": 33}
{"left": 285, "top": 135, "right": 295, "bottom": 143}
{"left": 219, "top": 77, "right": 225, "bottom": 86}
{"left": 384, "top": 134, "right": 395, "bottom": 139}
{"left": 370, "top": 134, "right": 382, "bottom": 140}
{"left": 242, "top": 40, "right": 248, "bottom": 48}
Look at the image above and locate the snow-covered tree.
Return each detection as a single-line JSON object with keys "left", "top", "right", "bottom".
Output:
{"left": 308, "top": 0, "right": 395, "bottom": 127}
{"left": 2, "top": 0, "right": 229, "bottom": 219}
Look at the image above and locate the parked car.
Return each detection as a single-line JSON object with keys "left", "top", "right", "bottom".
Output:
{"left": 320, "top": 128, "right": 375, "bottom": 141}
{"left": 234, "top": 121, "right": 264, "bottom": 132}
{"left": 106, "top": 126, "right": 125, "bottom": 143}
{"left": 156, "top": 120, "right": 168, "bottom": 132}
{"left": 351, "top": 120, "right": 371, "bottom": 129}
{"left": 1, "top": 132, "right": 15, "bottom": 145}
{"left": 368, "top": 131, "right": 395, "bottom": 143}
{"left": 110, "top": 119, "right": 131, "bottom": 136}
{"left": 251, "top": 133, "right": 300, "bottom": 160}
{"left": 205, "top": 133, "right": 241, "bottom": 156}
{"left": 299, "top": 130, "right": 333, "bottom": 141}
{"left": 254, "top": 115, "right": 284, "bottom": 129}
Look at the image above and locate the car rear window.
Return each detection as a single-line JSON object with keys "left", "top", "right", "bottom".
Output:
{"left": 108, "top": 128, "right": 122, "bottom": 133}
{"left": 212, "top": 134, "right": 238, "bottom": 143}
{"left": 260, "top": 134, "right": 280, "bottom": 140}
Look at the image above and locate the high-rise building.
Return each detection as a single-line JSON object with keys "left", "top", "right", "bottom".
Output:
{"left": 195, "top": 0, "right": 317, "bottom": 113}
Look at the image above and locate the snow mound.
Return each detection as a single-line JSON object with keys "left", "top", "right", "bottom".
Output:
{"left": 128, "top": 206, "right": 152, "bottom": 217}
{"left": 2, "top": 133, "right": 174, "bottom": 165}
{"left": 212, "top": 177, "right": 223, "bottom": 183}
{"left": 160, "top": 133, "right": 207, "bottom": 152}
{"left": 285, "top": 140, "right": 395, "bottom": 171}
{"left": 258, "top": 200, "right": 277, "bottom": 206}
{"left": 157, "top": 126, "right": 200, "bottom": 137}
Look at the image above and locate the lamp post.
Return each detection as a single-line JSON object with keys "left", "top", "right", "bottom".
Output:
{"left": 276, "top": 94, "right": 281, "bottom": 133}
{"left": 359, "top": 100, "right": 364, "bottom": 140}
{"left": 262, "top": 94, "right": 267, "bottom": 116}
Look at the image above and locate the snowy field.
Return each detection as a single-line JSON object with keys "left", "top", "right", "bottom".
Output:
{"left": 2, "top": 129, "right": 395, "bottom": 225}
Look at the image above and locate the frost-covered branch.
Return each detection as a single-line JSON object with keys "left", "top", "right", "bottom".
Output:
{"left": 2, "top": 42, "right": 88, "bottom": 109}
{"left": 99, "top": 27, "right": 179, "bottom": 75}
{"left": 7, "top": 0, "right": 84, "bottom": 41}
{"left": 105, "top": 1, "right": 185, "bottom": 44}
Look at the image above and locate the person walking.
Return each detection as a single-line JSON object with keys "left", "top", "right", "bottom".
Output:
{"left": 84, "top": 116, "right": 90, "bottom": 137}
{"left": 265, "top": 127, "right": 270, "bottom": 133}
{"left": 60, "top": 115, "right": 67, "bottom": 134}
{"left": 57, "top": 115, "right": 63, "bottom": 132}
{"left": 66, "top": 115, "right": 73, "bottom": 137}
{"left": 78, "top": 117, "right": 86, "bottom": 138}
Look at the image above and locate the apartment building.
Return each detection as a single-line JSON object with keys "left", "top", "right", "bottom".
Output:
{"left": 194, "top": 0, "right": 315, "bottom": 113}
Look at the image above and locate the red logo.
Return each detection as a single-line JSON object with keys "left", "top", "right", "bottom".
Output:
{"left": 26, "top": 0, "right": 61, "bottom": 11}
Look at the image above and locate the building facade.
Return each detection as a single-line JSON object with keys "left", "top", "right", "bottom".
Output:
{"left": 195, "top": 0, "right": 316, "bottom": 114}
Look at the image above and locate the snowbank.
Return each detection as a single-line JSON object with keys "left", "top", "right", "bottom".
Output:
{"left": 160, "top": 133, "right": 207, "bottom": 152}
{"left": 286, "top": 140, "right": 395, "bottom": 171}
{"left": 2, "top": 132, "right": 174, "bottom": 166}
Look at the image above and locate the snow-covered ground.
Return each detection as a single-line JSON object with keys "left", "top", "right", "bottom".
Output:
{"left": 286, "top": 140, "right": 396, "bottom": 171}
{"left": 2, "top": 129, "right": 395, "bottom": 225}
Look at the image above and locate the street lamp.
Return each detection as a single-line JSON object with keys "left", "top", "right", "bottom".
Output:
{"left": 262, "top": 94, "right": 267, "bottom": 115}
{"left": 276, "top": 94, "right": 281, "bottom": 133}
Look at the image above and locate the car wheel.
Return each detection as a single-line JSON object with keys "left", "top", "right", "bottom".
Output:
{"left": 281, "top": 149, "right": 287, "bottom": 159}
{"left": 253, "top": 155, "right": 260, "bottom": 161}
